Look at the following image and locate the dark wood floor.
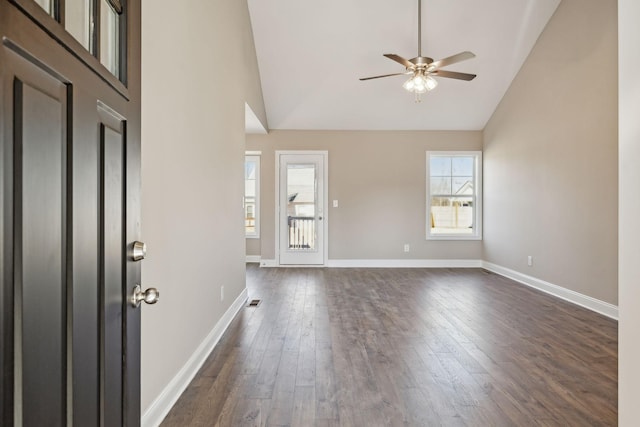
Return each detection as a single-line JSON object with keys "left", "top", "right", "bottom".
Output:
{"left": 161, "top": 266, "right": 617, "bottom": 427}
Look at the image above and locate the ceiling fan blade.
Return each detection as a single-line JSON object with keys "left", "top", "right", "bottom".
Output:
{"left": 429, "top": 51, "right": 475, "bottom": 70}
{"left": 359, "top": 72, "right": 412, "bottom": 81}
{"left": 383, "top": 54, "right": 415, "bottom": 69}
{"left": 432, "top": 70, "right": 477, "bottom": 81}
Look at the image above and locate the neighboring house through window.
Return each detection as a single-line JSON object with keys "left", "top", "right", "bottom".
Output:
{"left": 245, "top": 153, "right": 260, "bottom": 237}
{"left": 426, "top": 151, "right": 482, "bottom": 240}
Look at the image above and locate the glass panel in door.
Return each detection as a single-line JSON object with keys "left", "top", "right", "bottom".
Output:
{"left": 286, "top": 164, "right": 316, "bottom": 251}
{"left": 65, "top": 0, "right": 94, "bottom": 51}
{"left": 100, "top": 0, "right": 120, "bottom": 78}
{"left": 34, "top": 0, "right": 54, "bottom": 16}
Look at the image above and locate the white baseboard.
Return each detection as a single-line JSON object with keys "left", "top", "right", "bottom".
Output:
{"left": 246, "top": 255, "right": 261, "bottom": 263}
{"left": 141, "top": 287, "right": 249, "bottom": 427}
{"left": 256, "top": 259, "right": 617, "bottom": 319}
{"left": 260, "top": 259, "right": 482, "bottom": 268}
{"left": 482, "top": 261, "right": 618, "bottom": 320}
{"left": 327, "top": 259, "right": 483, "bottom": 268}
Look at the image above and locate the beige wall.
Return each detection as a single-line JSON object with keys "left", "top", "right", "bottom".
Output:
{"left": 247, "top": 130, "right": 483, "bottom": 261}
{"left": 246, "top": 238, "right": 261, "bottom": 256}
{"left": 619, "top": 0, "right": 640, "bottom": 422}
{"left": 483, "top": 0, "right": 618, "bottom": 304}
{"left": 141, "top": 0, "right": 264, "bottom": 413}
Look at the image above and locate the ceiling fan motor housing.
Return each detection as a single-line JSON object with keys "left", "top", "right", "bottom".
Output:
{"left": 410, "top": 56, "right": 434, "bottom": 66}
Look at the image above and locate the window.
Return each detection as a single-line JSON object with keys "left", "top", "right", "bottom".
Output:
{"left": 33, "top": 0, "right": 125, "bottom": 81}
{"left": 426, "top": 151, "right": 482, "bottom": 240}
{"left": 245, "top": 154, "right": 260, "bottom": 238}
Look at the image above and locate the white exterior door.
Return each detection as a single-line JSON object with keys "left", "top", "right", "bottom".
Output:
{"left": 278, "top": 152, "right": 327, "bottom": 265}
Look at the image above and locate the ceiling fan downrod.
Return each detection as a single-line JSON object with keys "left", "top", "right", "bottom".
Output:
{"left": 417, "top": 0, "right": 422, "bottom": 58}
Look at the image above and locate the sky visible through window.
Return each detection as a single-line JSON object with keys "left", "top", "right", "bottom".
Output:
{"left": 430, "top": 156, "right": 474, "bottom": 196}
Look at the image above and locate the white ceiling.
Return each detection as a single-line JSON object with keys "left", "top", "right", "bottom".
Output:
{"left": 247, "top": 0, "right": 560, "bottom": 131}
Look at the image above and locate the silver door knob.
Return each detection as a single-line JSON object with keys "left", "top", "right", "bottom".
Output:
{"left": 131, "top": 284, "right": 159, "bottom": 307}
{"left": 132, "top": 241, "right": 147, "bottom": 261}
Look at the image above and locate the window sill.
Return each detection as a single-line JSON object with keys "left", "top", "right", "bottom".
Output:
{"left": 426, "top": 235, "right": 482, "bottom": 241}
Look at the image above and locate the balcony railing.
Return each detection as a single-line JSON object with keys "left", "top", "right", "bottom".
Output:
{"left": 288, "top": 216, "right": 315, "bottom": 250}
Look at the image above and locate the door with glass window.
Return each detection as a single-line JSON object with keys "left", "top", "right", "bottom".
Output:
{"left": 0, "top": 0, "right": 143, "bottom": 425}
{"left": 278, "top": 152, "right": 327, "bottom": 265}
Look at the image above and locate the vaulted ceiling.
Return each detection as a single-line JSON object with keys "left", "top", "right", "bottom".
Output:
{"left": 247, "top": 0, "right": 561, "bottom": 131}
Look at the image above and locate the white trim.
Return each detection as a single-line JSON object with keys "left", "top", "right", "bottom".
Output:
{"left": 141, "top": 288, "right": 249, "bottom": 427}
{"left": 275, "top": 151, "right": 329, "bottom": 266}
{"left": 260, "top": 259, "right": 277, "bottom": 267}
{"left": 426, "top": 151, "right": 483, "bottom": 241}
{"left": 245, "top": 150, "right": 262, "bottom": 155}
{"left": 482, "top": 261, "right": 618, "bottom": 320}
{"left": 246, "top": 255, "right": 261, "bottom": 263}
{"left": 327, "top": 259, "right": 482, "bottom": 268}
{"left": 260, "top": 259, "right": 482, "bottom": 268}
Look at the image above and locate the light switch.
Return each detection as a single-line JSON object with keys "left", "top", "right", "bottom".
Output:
{"left": 333, "top": 200, "right": 339, "bottom": 208}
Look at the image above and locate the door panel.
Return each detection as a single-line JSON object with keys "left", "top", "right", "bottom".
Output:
{"left": 278, "top": 153, "right": 327, "bottom": 265}
{"left": 15, "top": 78, "right": 67, "bottom": 427}
{"left": 101, "top": 123, "right": 124, "bottom": 427}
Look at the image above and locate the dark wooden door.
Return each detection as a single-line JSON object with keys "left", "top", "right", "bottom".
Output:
{"left": 0, "top": 0, "right": 141, "bottom": 425}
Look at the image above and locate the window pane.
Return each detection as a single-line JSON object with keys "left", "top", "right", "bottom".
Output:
{"left": 287, "top": 164, "right": 316, "bottom": 250}
{"left": 452, "top": 176, "right": 473, "bottom": 195}
{"left": 66, "top": 0, "right": 93, "bottom": 51}
{"left": 430, "top": 156, "right": 451, "bottom": 176}
{"left": 100, "top": 0, "right": 120, "bottom": 78}
{"left": 34, "top": 0, "right": 54, "bottom": 16}
{"left": 430, "top": 196, "right": 474, "bottom": 234}
{"left": 245, "top": 180, "right": 255, "bottom": 198}
{"left": 245, "top": 196, "right": 255, "bottom": 232}
{"left": 430, "top": 177, "right": 451, "bottom": 195}
{"left": 245, "top": 155, "right": 260, "bottom": 237}
{"left": 245, "top": 160, "right": 256, "bottom": 201}
{"left": 452, "top": 157, "right": 474, "bottom": 176}
{"left": 245, "top": 161, "right": 256, "bottom": 180}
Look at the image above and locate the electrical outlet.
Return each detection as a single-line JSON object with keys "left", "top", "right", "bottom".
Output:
{"left": 404, "top": 244, "right": 410, "bottom": 252}
{"left": 527, "top": 256, "right": 533, "bottom": 267}
{"left": 221, "top": 285, "right": 225, "bottom": 301}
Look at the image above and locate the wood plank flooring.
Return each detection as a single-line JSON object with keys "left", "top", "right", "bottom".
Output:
{"left": 161, "top": 266, "right": 617, "bottom": 426}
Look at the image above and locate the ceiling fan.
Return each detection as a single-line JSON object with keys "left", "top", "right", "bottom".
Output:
{"left": 360, "top": 0, "right": 476, "bottom": 102}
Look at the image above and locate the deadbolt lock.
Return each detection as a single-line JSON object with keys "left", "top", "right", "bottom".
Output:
{"left": 132, "top": 241, "right": 147, "bottom": 261}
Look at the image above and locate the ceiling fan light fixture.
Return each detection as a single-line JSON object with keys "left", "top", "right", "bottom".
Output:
{"left": 403, "top": 73, "right": 437, "bottom": 95}
{"left": 402, "top": 76, "right": 416, "bottom": 91}
{"left": 425, "top": 75, "right": 438, "bottom": 90}
{"left": 413, "top": 81, "right": 427, "bottom": 94}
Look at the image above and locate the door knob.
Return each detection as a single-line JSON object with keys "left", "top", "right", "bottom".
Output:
{"left": 318, "top": 216, "right": 323, "bottom": 220}
{"left": 132, "top": 241, "right": 146, "bottom": 261}
{"left": 131, "top": 284, "right": 159, "bottom": 307}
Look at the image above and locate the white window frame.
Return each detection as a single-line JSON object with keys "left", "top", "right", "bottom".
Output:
{"left": 245, "top": 152, "right": 261, "bottom": 238}
{"left": 426, "top": 151, "right": 482, "bottom": 240}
